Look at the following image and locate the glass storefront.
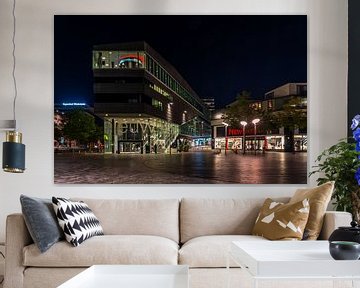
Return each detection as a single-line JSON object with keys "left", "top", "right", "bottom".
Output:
{"left": 266, "top": 135, "right": 284, "bottom": 150}
{"left": 265, "top": 135, "right": 307, "bottom": 151}
{"left": 104, "top": 116, "right": 179, "bottom": 154}
{"left": 294, "top": 135, "right": 307, "bottom": 151}
{"left": 104, "top": 119, "right": 113, "bottom": 153}
{"left": 118, "top": 141, "right": 143, "bottom": 153}
{"left": 215, "top": 137, "right": 265, "bottom": 151}
{"left": 214, "top": 135, "right": 307, "bottom": 152}
{"left": 191, "top": 137, "right": 212, "bottom": 150}
{"left": 180, "top": 117, "right": 211, "bottom": 138}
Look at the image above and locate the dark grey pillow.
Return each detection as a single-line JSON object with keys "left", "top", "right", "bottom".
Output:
{"left": 20, "top": 195, "right": 64, "bottom": 253}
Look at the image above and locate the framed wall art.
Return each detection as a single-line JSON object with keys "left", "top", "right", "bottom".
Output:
{"left": 54, "top": 15, "right": 307, "bottom": 184}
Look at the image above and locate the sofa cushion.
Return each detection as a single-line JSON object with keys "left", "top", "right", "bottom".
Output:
{"left": 290, "top": 181, "right": 334, "bottom": 240}
{"left": 20, "top": 195, "right": 64, "bottom": 253}
{"left": 72, "top": 198, "right": 179, "bottom": 243}
{"left": 180, "top": 198, "right": 289, "bottom": 243}
{"left": 252, "top": 198, "right": 310, "bottom": 240}
{"left": 23, "top": 235, "right": 179, "bottom": 267}
{"left": 179, "top": 235, "right": 267, "bottom": 268}
{"left": 52, "top": 197, "right": 104, "bottom": 247}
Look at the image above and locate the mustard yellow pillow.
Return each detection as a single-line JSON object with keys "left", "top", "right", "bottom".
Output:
{"left": 289, "top": 181, "right": 334, "bottom": 240}
{"left": 252, "top": 198, "right": 310, "bottom": 240}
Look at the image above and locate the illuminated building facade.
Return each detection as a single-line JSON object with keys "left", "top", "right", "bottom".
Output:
{"left": 212, "top": 83, "right": 307, "bottom": 152}
{"left": 92, "top": 42, "right": 211, "bottom": 154}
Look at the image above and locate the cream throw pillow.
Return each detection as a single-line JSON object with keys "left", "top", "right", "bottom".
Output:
{"left": 289, "top": 181, "right": 334, "bottom": 240}
{"left": 252, "top": 198, "right": 310, "bottom": 240}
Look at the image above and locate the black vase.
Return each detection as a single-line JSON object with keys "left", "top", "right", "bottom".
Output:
{"left": 329, "top": 241, "right": 360, "bottom": 260}
{"left": 328, "top": 221, "right": 360, "bottom": 244}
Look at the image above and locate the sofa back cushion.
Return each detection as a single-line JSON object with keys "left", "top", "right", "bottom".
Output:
{"left": 180, "top": 198, "right": 289, "bottom": 243}
{"left": 72, "top": 198, "right": 179, "bottom": 243}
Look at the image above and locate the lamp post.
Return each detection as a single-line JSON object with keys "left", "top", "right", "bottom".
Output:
{"left": 167, "top": 102, "right": 173, "bottom": 155}
{"left": 252, "top": 118, "right": 260, "bottom": 155}
{"left": 222, "top": 122, "right": 229, "bottom": 155}
{"left": 169, "top": 126, "right": 172, "bottom": 155}
{"left": 240, "top": 121, "right": 247, "bottom": 155}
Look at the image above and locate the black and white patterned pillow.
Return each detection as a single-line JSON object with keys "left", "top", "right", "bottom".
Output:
{"left": 52, "top": 197, "right": 104, "bottom": 247}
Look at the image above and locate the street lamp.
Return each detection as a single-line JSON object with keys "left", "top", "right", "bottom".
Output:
{"left": 252, "top": 118, "right": 260, "bottom": 155}
{"left": 240, "top": 121, "right": 247, "bottom": 154}
{"left": 167, "top": 102, "right": 174, "bottom": 155}
{"left": 222, "top": 122, "right": 229, "bottom": 155}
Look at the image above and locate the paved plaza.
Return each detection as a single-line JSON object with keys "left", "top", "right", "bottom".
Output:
{"left": 54, "top": 151, "right": 307, "bottom": 184}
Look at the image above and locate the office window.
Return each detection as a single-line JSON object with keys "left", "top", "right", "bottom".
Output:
{"left": 152, "top": 99, "right": 163, "bottom": 111}
{"left": 118, "top": 51, "right": 145, "bottom": 69}
{"left": 155, "top": 63, "right": 159, "bottom": 77}
{"left": 93, "top": 51, "right": 145, "bottom": 69}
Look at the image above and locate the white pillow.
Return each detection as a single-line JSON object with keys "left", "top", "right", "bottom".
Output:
{"left": 52, "top": 197, "right": 103, "bottom": 247}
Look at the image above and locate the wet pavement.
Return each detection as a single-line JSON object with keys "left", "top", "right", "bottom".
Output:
{"left": 54, "top": 151, "right": 307, "bottom": 184}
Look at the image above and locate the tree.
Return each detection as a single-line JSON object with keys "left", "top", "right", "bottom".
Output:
{"left": 54, "top": 126, "right": 63, "bottom": 142}
{"left": 89, "top": 125, "right": 104, "bottom": 143}
{"left": 272, "top": 97, "right": 307, "bottom": 152}
{"left": 63, "top": 110, "right": 98, "bottom": 146}
{"left": 223, "top": 90, "right": 260, "bottom": 127}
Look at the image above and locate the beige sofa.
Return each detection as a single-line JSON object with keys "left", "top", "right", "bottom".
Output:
{"left": 4, "top": 198, "right": 352, "bottom": 288}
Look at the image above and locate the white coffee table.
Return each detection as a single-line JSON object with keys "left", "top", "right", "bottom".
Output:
{"left": 57, "top": 265, "right": 189, "bottom": 288}
{"left": 228, "top": 241, "right": 360, "bottom": 288}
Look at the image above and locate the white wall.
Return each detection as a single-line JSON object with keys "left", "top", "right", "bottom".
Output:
{"left": 0, "top": 0, "right": 348, "bottom": 242}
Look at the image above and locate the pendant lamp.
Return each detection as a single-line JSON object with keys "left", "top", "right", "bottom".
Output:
{"left": 1, "top": 0, "right": 26, "bottom": 173}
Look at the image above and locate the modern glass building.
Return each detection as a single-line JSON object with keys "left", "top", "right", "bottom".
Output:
{"left": 92, "top": 42, "right": 211, "bottom": 154}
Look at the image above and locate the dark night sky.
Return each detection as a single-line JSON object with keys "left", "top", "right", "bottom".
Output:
{"left": 54, "top": 15, "right": 307, "bottom": 109}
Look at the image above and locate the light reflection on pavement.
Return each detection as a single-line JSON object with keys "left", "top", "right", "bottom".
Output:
{"left": 54, "top": 151, "right": 307, "bottom": 184}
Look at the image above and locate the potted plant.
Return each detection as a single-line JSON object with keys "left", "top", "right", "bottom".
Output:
{"left": 310, "top": 115, "right": 360, "bottom": 222}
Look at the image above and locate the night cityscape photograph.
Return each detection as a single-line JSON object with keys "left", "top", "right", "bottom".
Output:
{"left": 54, "top": 15, "right": 307, "bottom": 184}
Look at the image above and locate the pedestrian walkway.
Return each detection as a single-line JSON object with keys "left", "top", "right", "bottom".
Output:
{"left": 54, "top": 151, "right": 307, "bottom": 184}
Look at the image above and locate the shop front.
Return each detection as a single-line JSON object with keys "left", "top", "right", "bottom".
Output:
{"left": 215, "top": 136, "right": 266, "bottom": 152}
{"left": 213, "top": 124, "right": 307, "bottom": 152}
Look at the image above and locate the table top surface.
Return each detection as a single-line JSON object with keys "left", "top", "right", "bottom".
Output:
{"left": 232, "top": 240, "right": 334, "bottom": 261}
{"left": 58, "top": 265, "right": 189, "bottom": 288}
{"left": 231, "top": 240, "right": 360, "bottom": 278}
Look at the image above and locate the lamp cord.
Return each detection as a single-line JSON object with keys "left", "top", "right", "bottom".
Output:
{"left": 0, "top": 251, "right": 4, "bottom": 284}
{"left": 12, "top": 0, "right": 17, "bottom": 128}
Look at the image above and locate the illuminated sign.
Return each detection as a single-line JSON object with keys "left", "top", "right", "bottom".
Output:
{"left": 228, "top": 127, "right": 264, "bottom": 136}
{"left": 62, "top": 103, "right": 86, "bottom": 106}
{"left": 228, "top": 128, "right": 243, "bottom": 136}
{"left": 149, "top": 84, "right": 173, "bottom": 101}
{"left": 119, "top": 54, "right": 144, "bottom": 65}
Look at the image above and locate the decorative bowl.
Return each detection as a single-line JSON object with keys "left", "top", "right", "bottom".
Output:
{"left": 329, "top": 241, "right": 360, "bottom": 260}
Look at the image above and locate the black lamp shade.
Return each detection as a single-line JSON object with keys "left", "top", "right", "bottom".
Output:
{"left": 3, "top": 141, "right": 25, "bottom": 173}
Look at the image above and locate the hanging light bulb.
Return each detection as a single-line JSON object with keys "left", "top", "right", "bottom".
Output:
{"left": 1, "top": 0, "right": 26, "bottom": 173}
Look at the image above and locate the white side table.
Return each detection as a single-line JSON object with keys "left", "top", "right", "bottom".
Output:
{"left": 228, "top": 241, "right": 360, "bottom": 288}
{"left": 58, "top": 265, "right": 189, "bottom": 288}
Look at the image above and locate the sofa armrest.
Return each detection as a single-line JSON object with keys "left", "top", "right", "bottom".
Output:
{"left": 318, "top": 211, "right": 352, "bottom": 240}
{"left": 4, "top": 213, "right": 33, "bottom": 288}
